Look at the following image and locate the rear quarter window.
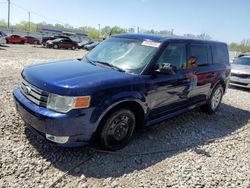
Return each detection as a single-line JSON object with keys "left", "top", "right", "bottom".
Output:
{"left": 212, "top": 43, "right": 229, "bottom": 64}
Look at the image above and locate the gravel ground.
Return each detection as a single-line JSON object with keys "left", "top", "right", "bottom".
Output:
{"left": 0, "top": 45, "right": 250, "bottom": 188}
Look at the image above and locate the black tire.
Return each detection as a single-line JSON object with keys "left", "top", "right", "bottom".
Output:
{"left": 202, "top": 84, "right": 224, "bottom": 114}
{"left": 71, "top": 45, "right": 76, "bottom": 50}
{"left": 99, "top": 109, "right": 136, "bottom": 151}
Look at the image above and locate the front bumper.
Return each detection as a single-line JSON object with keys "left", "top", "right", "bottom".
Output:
{"left": 230, "top": 76, "right": 250, "bottom": 89}
{"left": 13, "top": 86, "right": 95, "bottom": 147}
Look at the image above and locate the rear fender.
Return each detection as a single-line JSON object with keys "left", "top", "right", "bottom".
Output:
{"left": 208, "top": 72, "right": 227, "bottom": 99}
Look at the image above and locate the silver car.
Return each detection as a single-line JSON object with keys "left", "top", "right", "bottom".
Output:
{"left": 230, "top": 56, "right": 250, "bottom": 88}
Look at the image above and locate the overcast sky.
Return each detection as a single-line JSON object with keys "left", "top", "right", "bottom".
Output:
{"left": 0, "top": 0, "right": 249, "bottom": 43}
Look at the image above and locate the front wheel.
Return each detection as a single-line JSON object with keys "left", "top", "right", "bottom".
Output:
{"left": 202, "top": 84, "right": 224, "bottom": 114}
{"left": 71, "top": 45, "right": 76, "bottom": 50}
{"left": 99, "top": 109, "right": 136, "bottom": 150}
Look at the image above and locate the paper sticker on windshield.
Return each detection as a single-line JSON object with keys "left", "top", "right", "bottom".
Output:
{"left": 141, "top": 41, "right": 161, "bottom": 48}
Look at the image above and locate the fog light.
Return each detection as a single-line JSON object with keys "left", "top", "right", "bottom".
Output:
{"left": 46, "top": 134, "right": 69, "bottom": 144}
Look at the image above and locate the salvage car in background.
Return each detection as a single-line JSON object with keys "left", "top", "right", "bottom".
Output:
{"left": 78, "top": 39, "right": 93, "bottom": 49}
{"left": 230, "top": 55, "right": 250, "bottom": 88}
{"left": 0, "top": 31, "right": 7, "bottom": 45}
{"left": 42, "top": 36, "right": 70, "bottom": 46}
{"left": 46, "top": 38, "right": 78, "bottom": 50}
{"left": 84, "top": 41, "right": 99, "bottom": 50}
{"left": 24, "top": 36, "right": 41, "bottom": 45}
{"left": 238, "top": 52, "right": 250, "bottom": 58}
{"left": 6, "top": 35, "right": 26, "bottom": 44}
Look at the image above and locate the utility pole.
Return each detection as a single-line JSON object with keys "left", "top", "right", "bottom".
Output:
{"left": 28, "top": 11, "right": 30, "bottom": 32}
{"left": 7, "top": 0, "right": 10, "bottom": 29}
{"left": 171, "top": 29, "right": 174, "bottom": 35}
{"left": 137, "top": 26, "right": 140, "bottom": 34}
{"left": 98, "top": 24, "right": 100, "bottom": 41}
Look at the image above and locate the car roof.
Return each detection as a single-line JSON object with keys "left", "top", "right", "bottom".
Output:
{"left": 112, "top": 33, "right": 226, "bottom": 45}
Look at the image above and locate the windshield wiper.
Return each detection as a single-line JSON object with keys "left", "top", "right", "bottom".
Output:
{"left": 94, "top": 61, "right": 125, "bottom": 72}
{"left": 85, "top": 56, "right": 96, "bottom": 66}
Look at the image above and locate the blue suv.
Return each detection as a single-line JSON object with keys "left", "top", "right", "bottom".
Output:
{"left": 13, "top": 34, "right": 230, "bottom": 150}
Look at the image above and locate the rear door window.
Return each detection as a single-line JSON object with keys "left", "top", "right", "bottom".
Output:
{"left": 211, "top": 43, "right": 229, "bottom": 64}
{"left": 190, "top": 44, "right": 210, "bottom": 66}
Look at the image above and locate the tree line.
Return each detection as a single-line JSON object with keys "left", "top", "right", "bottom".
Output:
{"left": 0, "top": 19, "right": 249, "bottom": 52}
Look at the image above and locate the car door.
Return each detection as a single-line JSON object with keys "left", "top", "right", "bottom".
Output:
{"left": 14, "top": 35, "right": 20, "bottom": 43}
{"left": 148, "top": 42, "right": 190, "bottom": 120}
{"left": 64, "top": 39, "right": 71, "bottom": 48}
{"left": 58, "top": 39, "right": 65, "bottom": 48}
{"left": 186, "top": 43, "right": 214, "bottom": 102}
{"left": 11, "top": 35, "right": 17, "bottom": 43}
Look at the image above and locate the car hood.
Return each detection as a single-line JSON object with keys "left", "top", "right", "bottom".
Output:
{"left": 231, "top": 64, "right": 250, "bottom": 74}
{"left": 22, "top": 59, "right": 134, "bottom": 96}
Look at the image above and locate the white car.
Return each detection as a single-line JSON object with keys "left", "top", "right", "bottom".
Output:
{"left": 0, "top": 31, "right": 7, "bottom": 45}
{"left": 0, "top": 36, "right": 6, "bottom": 45}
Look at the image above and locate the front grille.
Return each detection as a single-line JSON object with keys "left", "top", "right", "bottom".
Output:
{"left": 231, "top": 73, "right": 250, "bottom": 79}
{"left": 20, "top": 78, "right": 49, "bottom": 107}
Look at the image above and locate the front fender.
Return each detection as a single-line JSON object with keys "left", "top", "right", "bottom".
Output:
{"left": 90, "top": 91, "right": 148, "bottom": 127}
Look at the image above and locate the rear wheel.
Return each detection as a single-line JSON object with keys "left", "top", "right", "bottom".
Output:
{"left": 99, "top": 109, "right": 136, "bottom": 150}
{"left": 202, "top": 84, "right": 224, "bottom": 114}
{"left": 53, "top": 44, "right": 59, "bottom": 49}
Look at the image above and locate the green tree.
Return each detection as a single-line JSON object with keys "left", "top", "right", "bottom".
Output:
{"left": 229, "top": 39, "right": 250, "bottom": 52}
{"left": 77, "top": 26, "right": 99, "bottom": 39}
{"left": 0, "top": 19, "right": 7, "bottom": 28}
{"left": 64, "top": 24, "right": 74, "bottom": 29}
{"left": 15, "top": 21, "right": 38, "bottom": 32}
{"left": 54, "top": 24, "right": 65, "bottom": 29}
{"left": 127, "top": 27, "right": 135, "bottom": 33}
{"left": 101, "top": 26, "right": 112, "bottom": 37}
{"left": 196, "top": 33, "right": 211, "bottom": 40}
{"left": 159, "top": 30, "right": 174, "bottom": 35}
{"left": 183, "top": 33, "right": 197, "bottom": 39}
{"left": 143, "top": 29, "right": 156, "bottom": 34}
{"left": 110, "top": 26, "right": 127, "bottom": 35}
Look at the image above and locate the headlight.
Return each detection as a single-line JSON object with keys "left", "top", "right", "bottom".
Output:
{"left": 47, "top": 94, "right": 91, "bottom": 113}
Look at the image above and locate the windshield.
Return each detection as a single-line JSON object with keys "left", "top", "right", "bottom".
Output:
{"left": 233, "top": 57, "right": 250, "bottom": 66}
{"left": 53, "top": 38, "right": 62, "bottom": 42}
{"left": 85, "top": 37, "right": 159, "bottom": 74}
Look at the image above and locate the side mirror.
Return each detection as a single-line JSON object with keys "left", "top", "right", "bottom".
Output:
{"left": 156, "top": 63, "right": 177, "bottom": 75}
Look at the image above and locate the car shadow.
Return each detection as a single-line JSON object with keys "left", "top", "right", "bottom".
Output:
{"left": 25, "top": 103, "right": 250, "bottom": 178}
{"left": 229, "top": 85, "right": 250, "bottom": 92}
{"left": 0, "top": 45, "right": 8, "bottom": 50}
